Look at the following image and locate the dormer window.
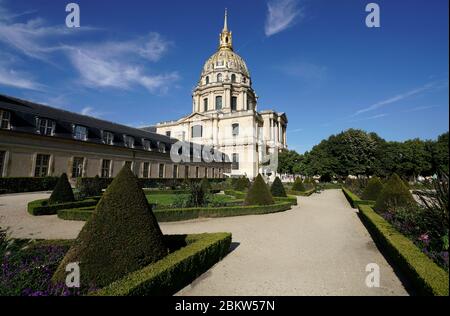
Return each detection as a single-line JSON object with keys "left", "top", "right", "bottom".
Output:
{"left": 123, "top": 135, "right": 134, "bottom": 148}
{"left": 0, "top": 110, "right": 11, "bottom": 129}
{"left": 102, "top": 131, "right": 114, "bottom": 145}
{"left": 142, "top": 139, "right": 151, "bottom": 151}
{"left": 37, "top": 118, "right": 55, "bottom": 136}
{"left": 158, "top": 142, "right": 166, "bottom": 153}
{"left": 74, "top": 125, "right": 88, "bottom": 141}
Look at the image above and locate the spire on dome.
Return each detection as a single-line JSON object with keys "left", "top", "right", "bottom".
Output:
{"left": 223, "top": 8, "right": 228, "bottom": 31}
{"left": 219, "top": 9, "right": 232, "bottom": 50}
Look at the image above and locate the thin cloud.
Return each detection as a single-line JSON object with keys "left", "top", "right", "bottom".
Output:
{"left": 265, "top": 0, "right": 303, "bottom": 37}
{"left": 0, "top": 66, "right": 43, "bottom": 90}
{"left": 276, "top": 61, "right": 327, "bottom": 81}
{"left": 352, "top": 82, "right": 437, "bottom": 117}
{"left": 80, "top": 106, "right": 105, "bottom": 118}
{"left": 348, "top": 113, "right": 388, "bottom": 123}
{"left": 402, "top": 105, "right": 441, "bottom": 113}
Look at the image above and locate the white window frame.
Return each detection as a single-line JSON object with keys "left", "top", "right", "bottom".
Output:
{"left": 37, "top": 118, "right": 55, "bottom": 136}
{"left": 0, "top": 150, "right": 9, "bottom": 177}
{"left": 142, "top": 162, "right": 151, "bottom": 178}
{"left": 102, "top": 131, "right": 114, "bottom": 145}
{"left": 123, "top": 135, "right": 135, "bottom": 148}
{"left": 100, "top": 159, "right": 112, "bottom": 178}
{"left": 142, "top": 139, "right": 151, "bottom": 151}
{"left": 71, "top": 157, "right": 85, "bottom": 178}
{"left": 0, "top": 110, "right": 11, "bottom": 129}
{"left": 34, "top": 153, "right": 51, "bottom": 177}
{"left": 73, "top": 125, "right": 88, "bottom": 141}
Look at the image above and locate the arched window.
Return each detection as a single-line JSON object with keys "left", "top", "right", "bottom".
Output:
{"left": 205, "top": 76, "right": 209, "bottom": 84}
{"left": 231, "top": 74, "right": 236, "bottom": 83}
{"left": 217, "top": 73, "right": 223, "bottom": 82}
{"left": 215, "top": 96, "right": 222, "bottom": 110}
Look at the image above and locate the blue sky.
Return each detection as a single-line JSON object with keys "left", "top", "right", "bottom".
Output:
{"left": 0, "top": 0, "right": 448, "bottom": 153}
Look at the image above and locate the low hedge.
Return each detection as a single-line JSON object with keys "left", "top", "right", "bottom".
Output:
{"left": 143, "top": 189, "right": 190, "bottom": 195}
{"left": 288, "top": 188, "right": 316, "bottom": 197}
{"left": 342, "top": 187, "right": 375, "bottom": 208}
{"left": 92, "top": 233, "right": 232, "bottom": 296}
{"left": 28, "top": 198, "right": 99, "bottom": 216}
{"left": 58, "top": 202, "right": 292, "bottom": 222}
{"left": 274, "top": 195, "right": 298, "bottom": 206}
{"left": 0, "top": 177, "right": 59, "bottom": 194}
{"left": 223, "top": 190, "right": 246, "bottom": 199}
{"left": 358, "top": 205, "right": 449, "bottom": 296}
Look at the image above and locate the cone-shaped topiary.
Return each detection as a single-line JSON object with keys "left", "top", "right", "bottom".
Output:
{"left": 200, "top": 178, "right": 211, "bottom": 194}
{"left": 374, "top": 173, "right": 415, "bottom": 213}
{"left": 292, "top": 177, "right": 306, "bottom": 192}
{"left": 270, "top": 176, "right": 287, "bottom": 197}
{"left": 52, "top": 166, "right": 167, "bottom": 289}
{"left": 49, "top": 173, "right": 75, "bottom": 205}
{"left": 361, "top": 177, "right": 384, "bottom": 201}
{"left": 233, "top": 176, "right": 251, "bottom": 192}
{"left": 244, "top": 174, "right": 274, "bottom": 205}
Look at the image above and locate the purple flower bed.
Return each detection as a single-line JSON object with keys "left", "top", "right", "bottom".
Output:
{"left": 381, "top": 209, "right": 449, "bottom": 270}
{"left": 0, "top": 241, "right": 93, "bottom": 296}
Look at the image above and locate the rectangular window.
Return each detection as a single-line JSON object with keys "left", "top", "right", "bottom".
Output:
{"left": 159, "top": 164, "right": 165, "bottom": 178}
{"left": 142, "top": 162, "right": 150, "bottom": 178}
{"left": 102, "top": 131, "right": 114, "bottom": 145}
{"left": 173, "top": 165, "right": 178, "bottom": 178}
{"left": 0, "top": 110, "right": 11, "bottom": 129}
{"left": 184, "top": 165, "right": 189, "bottom": 178}
{"left": 38, "top": 118, "right": 55, "bottom": 136}
{"left": 191, "top": 125, "right": 203, "bottom": 138}
{"left": 123, "top": 135, "right": 134, "bottom": 148}
{"left": 35, "top": 154, "right": 50, "bottom": 177}
{"left": 212, "top": 168, "right": 215, "bottom": 178}
{"left": 0, "top": 151, "right": 6, "bottom": 177}
{"left": 215, "top": 96, "right": 222, "bottom": 110}
{"left": 142, "top": 139, "right": 151, "bottom": 151}
{"left": 203, "top": 98, "right": 208, "bottom": 112}
{"left": 205, "top": 167, "right": 208, "bottom": 178}
{"left": 72, "top": 157, "right": 84, "bottom": 178}
{"left": 195, "top": 166, "right": 199, "bottom": 178}
{"left": 101, "top": 159, "right": 111, "bottom": 178}
{"left": 231, "top": 97, "right": 237, "bottom": 111}
{"left": 165, "top": 131, "right": 171, "bottom": 137}
{"left": 232, "top": 123, "right": 239, "bottom": 136}
{"left": 74, "top": 125, "right": 88, "bottom": 141}
{"left": 232, "top": 153, "right": 239, "bottom": 170}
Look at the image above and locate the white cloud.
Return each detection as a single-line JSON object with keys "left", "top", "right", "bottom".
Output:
{"left": 62, "top": 33, "right": 177, "bottom": 93}
{"left": 352, "top": 82, "right": 437, "bottom": 117}
{"left": 265, "top": 0, "right": 303, "bottom": 37}
{"left": 276, "top": 61, "right": 327, "bottom": 81}
{"left": 0, "top": 66, "right": 43, "bottom": 90}
{"left": 80, "top": 106, "right": 104, "bottom": 118}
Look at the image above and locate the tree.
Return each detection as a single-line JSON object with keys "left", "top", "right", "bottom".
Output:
{"left": 244, "top": 174, "right": 274, "bottom": 205}
{"left": 277, "top": 150, "right": 303, "bottom": 174}
{"left": 270, "top": 176, "right": 287, "bottom": 197}
{"left": 52, "top": 166, "right": 167, "bottom": 289}
{"left": 49, "top": 173, "right": 75, "bottom": 205}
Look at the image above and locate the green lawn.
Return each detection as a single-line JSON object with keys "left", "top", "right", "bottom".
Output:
{"left": 145, "top": 193, "right": 237, "bottom": 208}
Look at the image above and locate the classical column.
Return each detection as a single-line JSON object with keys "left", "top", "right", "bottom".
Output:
{"left": 243, "top": 92, "right": 248, "bottom": 111}
{"left": 270, "top": 118, "right": 275, "bottom": 141}
{"left": 278, "top": 118, "right": 282, "bottom": 143}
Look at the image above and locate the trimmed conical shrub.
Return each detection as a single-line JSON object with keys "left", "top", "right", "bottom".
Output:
{"left": 233, "top": 176, "right": 250, "bottom": 192}
{"left": 200, "top": 178, "right": 211, "bottom": 194}
{"left": 292, "top": 177, "right": 306, "bottom": 192}
{"left": 49, "top": 173, "right": 75, "bottom": 205}
{"left": 361, "top": 177, "right": 383, "bottom": 201}
{"left": 52, "top": 166, "right": 167, "bottom": 289}
{"left": 244, "top": 174, "right": 274, "bottom": 205}
{"left": 270, "top": 176, "right": 287, "bottom": 197}
{"left": 374, "top": 173, "right": 415, "bottom": 213}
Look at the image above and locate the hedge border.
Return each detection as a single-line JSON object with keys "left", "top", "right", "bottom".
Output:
{"left": 358, "top": 204, "right": 449, "bottom": 296}
{"left": 288, "top": 188, "right": 316, "bottom": 197}
{"left": 0, "top": 177, "right": 59, "bottom": 195}
{"left": 58, "top": 202, "right": 293, "bottom": 222}
{"left": 91, "top": 232, "right": 232, "bottom": 296}
{"left": 342, "top": 187, "right": 375, "bottom": 208}
{"left": 28, "top": 198, "right": 99, "bottom": 216}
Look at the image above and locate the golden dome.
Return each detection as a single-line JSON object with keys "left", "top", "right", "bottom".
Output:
{"left": 201, "top": 48, "right": 250, "bottom": 78}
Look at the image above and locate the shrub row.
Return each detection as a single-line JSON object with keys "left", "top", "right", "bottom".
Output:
{"left": 274, "top": 196, "right": 298, "bottom": 206}
{"left": 28, "top": 198, "right": 99, "bottom": 216}
{"left": 0, "top": 177, "right": 59, "bottom": 194}
{"left": 58, "top": 202, "right": 293, "bottom": 222}
{"left": 342, "top": 187, "right": 375, "bottom": 208}
{"left": 92, "top": 233, "right": 232, "bottom": 296}
{"left": 358, "top": 204, "right": 449, "bottom": 296}
{"left": 288, "top": 188, "right": 316, "bottom": 197}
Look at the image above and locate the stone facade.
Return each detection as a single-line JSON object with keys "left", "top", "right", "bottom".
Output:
{"left": 154, "top": 10, "right": 288, "bottom": 180}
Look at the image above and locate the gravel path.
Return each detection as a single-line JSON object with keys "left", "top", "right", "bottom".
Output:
{"left": 0, "top": 189, "right": 408, "bottom": 295}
